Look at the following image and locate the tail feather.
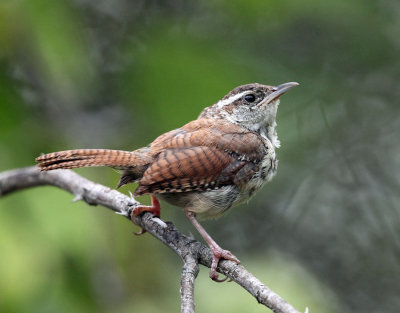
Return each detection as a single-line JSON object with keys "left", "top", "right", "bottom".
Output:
{"left": 36, "top": 149, "right": 150, "bottom": 171}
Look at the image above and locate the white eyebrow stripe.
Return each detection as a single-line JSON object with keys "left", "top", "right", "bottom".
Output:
{"left": 216, "top": 91, "right": 248, "bottom": 108}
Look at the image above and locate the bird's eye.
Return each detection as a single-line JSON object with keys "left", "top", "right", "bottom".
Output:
{"left": 244, "top": 94, "right": 256, "bottom": 103}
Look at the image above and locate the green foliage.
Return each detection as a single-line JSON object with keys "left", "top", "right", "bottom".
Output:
{"left": 1, "top": 0, "right": 399, "bottom": 312}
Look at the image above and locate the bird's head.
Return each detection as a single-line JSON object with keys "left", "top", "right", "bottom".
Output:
{"left": 200, "top": 82, "right": 299, "bottom": 133}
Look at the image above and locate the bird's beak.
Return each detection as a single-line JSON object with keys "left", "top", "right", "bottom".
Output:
{"left": 265, "top": 82, "right": 299, "bottom": 103}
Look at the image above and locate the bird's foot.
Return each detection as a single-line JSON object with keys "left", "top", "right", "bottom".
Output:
{"left": 130, "top": 195, "right": 161, "bottom": 236}
{"left": 209, "top": 246, "right": 240, "bottom": 282}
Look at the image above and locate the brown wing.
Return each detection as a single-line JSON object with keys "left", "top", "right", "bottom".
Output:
{"left": 134, "top": 118, "right": 265, "bottom": 196}
{"left": 150, "top": 119, "right": 265, "bottom": 160}
{"left": 134, "top": 146, "right": 236, "bottom": 195}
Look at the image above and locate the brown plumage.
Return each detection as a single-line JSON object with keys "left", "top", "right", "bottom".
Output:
{"left": 35, "top": 82, "right": 298, "bottom": 281}
{"left": 36, "top": 119, "right": 264, "bottom": 196}
{"left": 36, "top": 149, "right": 150, "bottom": 170}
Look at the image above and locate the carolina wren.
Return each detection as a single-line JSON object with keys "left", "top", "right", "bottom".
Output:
{"left": 36, "top": 82, "right": 298, "bottom": 281}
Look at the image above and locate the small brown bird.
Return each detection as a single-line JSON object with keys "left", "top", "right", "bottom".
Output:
{"left": 36, "top": 82, "right": 298, "bottom": 281}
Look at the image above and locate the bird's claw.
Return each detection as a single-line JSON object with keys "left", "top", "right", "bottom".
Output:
{"left": 130, "top": 195, "right": 161, "bottom": 236}
{"left": 209, "top": 247, "right": 240, "bottom": 282}
{"left": 134, "top": 228, "right": 147, "bottom": 236}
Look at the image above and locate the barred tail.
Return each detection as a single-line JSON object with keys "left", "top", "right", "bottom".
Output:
{"left": 35, "top": 149, "right": 150, "bottom": 171}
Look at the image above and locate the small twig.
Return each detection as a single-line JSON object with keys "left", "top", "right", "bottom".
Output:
{"left": 0, "top": 166, "right": 302, "bottom": 313}
{"left": 180, "top": 254, "right": 199, "bottom": 313}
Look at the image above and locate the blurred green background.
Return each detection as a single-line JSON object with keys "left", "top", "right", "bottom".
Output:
{"left": 1, "top": 0, "right": 399, "bottom": 312}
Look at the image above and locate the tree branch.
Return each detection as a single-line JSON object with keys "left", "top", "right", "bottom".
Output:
{"left": 0, "top": 166, "right": 302, "bottom": 313}
{"left": 180, "top": 253, "right": 199, "bottom": 313}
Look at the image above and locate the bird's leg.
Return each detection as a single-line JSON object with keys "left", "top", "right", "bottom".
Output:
{"left": 131, "top": 194, "right": 161, "bottom": 235}
{"left": 184, "top": 208, "right": 240, "bottom": 282}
